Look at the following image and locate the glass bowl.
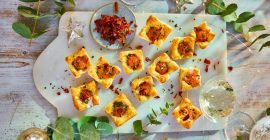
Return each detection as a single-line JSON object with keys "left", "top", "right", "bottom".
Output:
{"left": 90, "top": 2, "right": 136, "bottom": 50}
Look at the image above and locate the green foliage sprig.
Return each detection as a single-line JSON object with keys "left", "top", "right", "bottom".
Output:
{"left": 12, "top": 0, "right": 75, "bottom": 46}
{"left": 46, "top": 116, "right": 113, "bottom": 140}
{"left": 206, "top": 0, "right": 269, "bottom": 52}
{"left": 132, "top": 102, "right": 174, "bottom": 137}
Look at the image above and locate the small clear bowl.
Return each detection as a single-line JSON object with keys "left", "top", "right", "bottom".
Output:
{"left": 90, "top": 2, "right": 136, "bottom": 50}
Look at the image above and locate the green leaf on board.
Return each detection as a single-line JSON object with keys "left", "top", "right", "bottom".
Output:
{"left": 248, "top": 25, "right": 266, "bottom": 32}
{"left": 223, "top": 12, "right": 237, "bottom": 22}
{"left": 77, "top": 116, "right": 97, "bottom": 129}
{"left": 53, "top": 117, "right": 74, "bottom": 140}
{"left": 233, "top": 22, "right": 243, "bottom": 33}
{"left": 206, "top": 0, "right": 226, "bottom": 15}
{"left": 80, "top": 123, "right": 100, "bottom": 140}
{"left": 221, "top": 3, "right": 237, "bottom": 17}
{"left": 249, "top": 34, "right": 270, "bottom": 47}
{"left": 95, "top": 116, "right": 109, "bottom": 127}
{"left": 17, "top": 6, "right": 37, "bottom": 18}
{"left": 133, "top": 120, "right": 148, "bottom": 136}
{"left": 19, "top": 0, "right": 39, "bottom": 2}
{"left": 96, "top": 122, "right": 113, "bottom": 137}
{"left": 12, "top": 22, "right": 32, "bottom": 39}
{"left": 266, "top": 108, "right": 270, "bottom": 116}
{"left": 259, "top": 41, "right": 270, "bottom": 52}
{"left": 236, "top": 12, "right": 255, "bottom": 23}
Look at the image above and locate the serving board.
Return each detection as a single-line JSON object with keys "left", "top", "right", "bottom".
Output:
{"left": 33, "top": 11, "right": 227, "bottom": 133}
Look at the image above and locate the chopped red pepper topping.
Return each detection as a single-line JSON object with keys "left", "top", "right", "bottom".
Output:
{"left": 204, "top": 58, "right": 211, "bottom": 65}
{"left": 97, "top": 63, "right": 119, "bottom": 79}
{"left": 72, "top": 56, "right": 89, "bottom": 70}
{"left": 138, "top": 82, "right": 151, "bottom": 96}
{"left": 145, "top": 57, "right": 151, "bottom": 62}
{"left": 80, "top": 89, "right": 92, "bottom": 104}
{"left": 205, "top": 65, "right": 209, "bottom": 72}
{"left": 95, "top": 15, "right": 133, "bottom": 46}
{"left": 112, "top": 101, "right": 128, "bottom": 117}
{"left": 228, "top": 66, "right": 233, "bottom": 72}
{"left": 118, "top": 78, "right": 123, "bottom": 84}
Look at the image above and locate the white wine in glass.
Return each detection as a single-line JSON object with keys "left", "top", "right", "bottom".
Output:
{"left": 199, "top": 76, "right": 236, "bottom": 122}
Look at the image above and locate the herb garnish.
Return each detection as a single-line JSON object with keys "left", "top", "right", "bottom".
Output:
{"left": 12, "top": 0, "right": 75, "bottom": 47}
{"left": 132, "top": 102, "right": 174, "bottom": 137}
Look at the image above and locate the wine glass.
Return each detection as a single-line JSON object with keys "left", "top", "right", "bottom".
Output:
{"left": 199, "top": 75, "right": 256, "bottom": 140}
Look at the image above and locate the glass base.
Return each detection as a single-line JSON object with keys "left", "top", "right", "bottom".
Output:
{"left": 224, "top": 112, "right": 255, "bottom": 140}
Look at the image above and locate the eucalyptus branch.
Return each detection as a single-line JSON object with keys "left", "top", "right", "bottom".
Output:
{"left": 29, "top": 0, "right": 41, "bottom": 46}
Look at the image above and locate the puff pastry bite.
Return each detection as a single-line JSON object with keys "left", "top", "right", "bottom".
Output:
{"left": 71, "top": 81, "right": 100, "bottom": 111}
{"left": 139, "top": 15, "right": 173, "bottom": 47}
{"left": 65, "top": 47, "right": 91, "bottom": 78}
{"left": 131, "top": 76, "right": 158, "bottom": 102}
{"left": 190, "top": 21, "right": 215, "bottom": 49}
{"left": 170, "top": 35, "right": 195, "bottom": 60}
{"left": 119, "top": 50, "right": 144, "bottom": 74}
{"left": 88, "top": 56, "right": 121, "bottom": 89}
{"left": 104, "top": 93, "right": 137, "bottom": 127}
{"left": 148, "top": 53, "right": 179, "bottom": 84}
{"left": 172, "top": 97, "right": 202, "bottom": 129}
{"left": 179, "top": 67, "right": 201, "bottom": 91}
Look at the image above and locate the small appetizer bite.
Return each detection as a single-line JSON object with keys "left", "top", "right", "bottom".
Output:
{"left": 170, "top": 35, "right": 195, "bottom": 60}
{"left": 119, "top": 50, "right": 144, "bottom": 74}
{"left": 131, "top": 76, "right": 158, "bottom": 102}
{"left": 104, "top": 93, "right": 137, "bottom": 127}
{"left": 139, "top": 15, "right": 173, "bottom": 47}
{"left": 172, "top": 97, "right": 202, "bottom": 129}
{"left": 65, "top": 47, "right": 91, "bottom": 78}
{"left": 148, "top": 53, "right": 179, "bottom": 84}
{"left": 71, "top": 81, "right": 100, "bottom": 111}
{"left": 179, "top": 67, "right": 201, "bottom": 91}
{"left": 190, "top": 22, "right": 215, "bottom": 49}
{"left": 88, "top": 56, "right": 121, "bottom": 89}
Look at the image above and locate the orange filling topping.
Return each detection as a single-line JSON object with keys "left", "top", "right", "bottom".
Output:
{"left": 72, "top": 55, "right": 88, "bottom": 70}
{"left": 155, "top": 61, "right": 168, "bottom": 75}
{"left": 147, "top": 26, "right": 163, "bottom": 42}
{"left": 97, "top": 63, "right": 119, "bottom": 79}
{"left": 126, "top": 54, "right": 140, "bottom": 70}
{"left": 194, "top": 27, "right": 210, "bottom": 42}
{"left": 138, "top": 82, "right": 151, "bottom": 96}
{"left": 184, "top": 70, "right": 200, "bottom": 87}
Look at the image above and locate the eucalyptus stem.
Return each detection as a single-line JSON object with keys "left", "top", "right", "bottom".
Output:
{"left": 29, "top": 0, "right": 41, "bottom": 47}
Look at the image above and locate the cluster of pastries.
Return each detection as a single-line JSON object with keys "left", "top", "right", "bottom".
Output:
{"left": 64, "top": 15, "right": 216, "bottom": 128}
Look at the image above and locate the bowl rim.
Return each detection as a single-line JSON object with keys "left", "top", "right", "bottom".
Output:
{"left": 89, "top": 2, "right": 137, "bottom": 50}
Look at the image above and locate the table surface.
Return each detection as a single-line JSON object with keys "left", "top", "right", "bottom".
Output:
{"left": 0, "top": 0, "right": 269, "bottom": 140}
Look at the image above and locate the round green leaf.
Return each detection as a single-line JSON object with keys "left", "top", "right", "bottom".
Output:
{"left": 133, "top": 120, "right": 143, "bottom": 136}
{"left": 236, "top": 12, "right": 255, "bottom": 23}
{"left": 53, "top": 117, "right": 74, "bottom": 140}
{"left": 77, "top": 116, "right": 97, "bottom": 129}
{"left": 206, "top": 0, "right": 226, "bottom": 15}
{"left": 17, "top": 6, "right": 37, "bottom": 18}
{"left": 80, "top": 123, "right": 100, "bottom": 140}
{"left": 95, "top": 116, "right": 109, "bottom": 127}
{"left": 248, "top": 25, "right": 266, "bottom": 32}
{"left": 12, "top": 22, "right": 32, "bottom": 39}
{"left": 96, "top": 122, "right": 113, "bottom": 137}
{"left": 221, "top": 3, "right": 237, "bottom": 17}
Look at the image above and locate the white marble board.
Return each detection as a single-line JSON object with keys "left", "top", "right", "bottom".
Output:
{"left": 33, "top": 12, "right": 227, "bottom": 133}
